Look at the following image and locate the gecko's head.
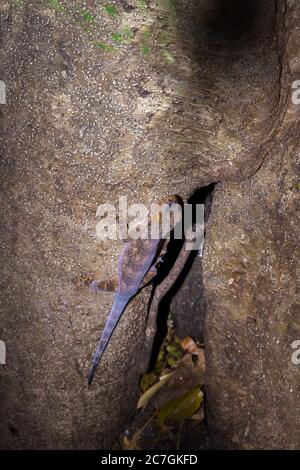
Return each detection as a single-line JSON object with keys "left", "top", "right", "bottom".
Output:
{"left": 151, "top": 194, "right": 183, "bottom": 238}
{"left": 163, "top": 194, "right": 183, "bottom": 208}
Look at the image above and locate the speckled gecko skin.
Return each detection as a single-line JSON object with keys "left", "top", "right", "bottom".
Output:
{"left": 88, "top": 196, "right": 180, "bottom": 385}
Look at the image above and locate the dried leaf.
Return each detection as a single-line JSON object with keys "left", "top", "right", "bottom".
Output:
{"left": 151, "top": 353, "right": 205, "bottom": 410}
{"left": 137, "top": 372, "right": 174, "bottom": 410}
{"left": 121, "top": 435, "right": 143, "bottom": 451}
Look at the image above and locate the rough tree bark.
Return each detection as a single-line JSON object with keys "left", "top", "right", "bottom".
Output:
{"left": 0, "top": 0, "right": 298, "bottom": 449}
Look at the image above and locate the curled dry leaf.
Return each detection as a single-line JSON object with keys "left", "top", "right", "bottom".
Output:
{"left": 151, "top": 352, "right": 205, "bottom": 411}
{"left": 137, "top": 372, "right": 174, "bottom": 410}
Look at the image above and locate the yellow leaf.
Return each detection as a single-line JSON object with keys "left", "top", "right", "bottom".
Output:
{"left": 155, "top": 386, "right": 204, "bottom": 429}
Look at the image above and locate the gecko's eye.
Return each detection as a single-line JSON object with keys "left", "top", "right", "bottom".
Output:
{"left": 165, "top": 194, "right": 182, "bottom": 207}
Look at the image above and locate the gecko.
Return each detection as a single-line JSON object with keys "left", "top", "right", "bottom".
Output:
{"left": 87, "top": 195, "right": 181, "bottom": 385}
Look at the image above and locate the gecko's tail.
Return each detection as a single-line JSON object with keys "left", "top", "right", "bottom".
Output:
{"left": 88, "top": 296, "right": 130, "bottom": 385}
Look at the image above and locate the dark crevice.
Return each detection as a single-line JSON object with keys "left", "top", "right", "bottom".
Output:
{"left": 174, "top": 0, "right": 277, "bottom": 62}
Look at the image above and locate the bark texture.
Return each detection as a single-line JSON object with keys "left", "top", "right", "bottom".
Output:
{"left": 0, "top": 0, "right": 298, "bottom": 449}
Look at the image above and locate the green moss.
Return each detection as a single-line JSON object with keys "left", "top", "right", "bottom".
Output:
{"left": 95, "top": 41, "right": 115, "bottom": 52}
{"left": 111, "top": 32, "right": 123, "bottom": 43}
{"left": 140, "top": 44, "right": 151, "bottom": 55}
{"left": 8, "top": 0, "right": 176, "bottom": 57}
{"left": 46, "top": 0, "right": 65, "bottom": 13}
{"left": 122, "top": 26, "right": 133, "bottom": 40}
{"left": 81, "top": 9, "right": 96, "bottom": 24}
{"left": 9, "top": 0, "right": 24, "bottom": 6}
{"left": 105, "top": 5, "right": 118, "bottom": 17}
{"left": 159, "top": 31, "right": 169, "bottom": 43}
{"left": 142, "top": 27, "right": 151, "bottom": 39}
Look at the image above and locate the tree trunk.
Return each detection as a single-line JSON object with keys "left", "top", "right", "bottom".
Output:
{"left": 0, "top": 0, "right": 298, "bottom": 449}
